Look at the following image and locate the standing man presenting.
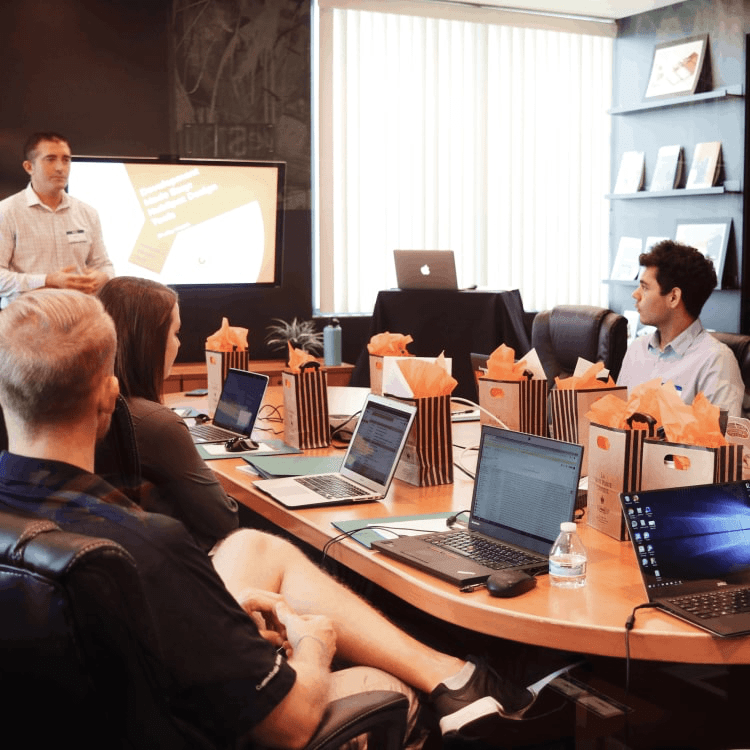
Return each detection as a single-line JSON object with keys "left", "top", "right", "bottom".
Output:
{"left": 617, "top": 240, "right": 744, "bottom": 416}
{"left": 0, "top": 131, "right": 114, "bottom": 308}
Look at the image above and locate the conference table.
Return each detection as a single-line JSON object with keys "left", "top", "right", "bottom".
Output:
{"left": 167, "top": 388, "right": 750, "bottom": 667}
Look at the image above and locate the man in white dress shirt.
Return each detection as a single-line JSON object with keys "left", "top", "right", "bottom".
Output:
{"left": 617, "top": 239, "right": 744, "bottom": 416}
{"left": 0, "top": 132, "right": 114, "bottom": 308}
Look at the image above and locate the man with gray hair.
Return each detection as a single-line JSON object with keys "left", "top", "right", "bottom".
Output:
{"left": 0, "top": 288, "right": 554, "bottom": 747}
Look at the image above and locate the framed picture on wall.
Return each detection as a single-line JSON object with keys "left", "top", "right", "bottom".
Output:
{"left": 644, "top": 35, "right": 708, "bottom": 100}
{"left": 674, "top": 217, "right": 731, "bottom": 289}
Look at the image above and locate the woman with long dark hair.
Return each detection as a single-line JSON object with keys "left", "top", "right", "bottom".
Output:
{"left": 99, "top": 276, "right": 238, "bottom": 550}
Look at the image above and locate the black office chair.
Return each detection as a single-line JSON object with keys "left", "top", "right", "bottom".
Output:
{"left": 531, "top": 304, "right": 628, "bottom": 383}
{"left": 711, "top": 331, "right": 750, "bottom": 418}
{"left": 0, "top": 509, "right": 409, "bottom": 749}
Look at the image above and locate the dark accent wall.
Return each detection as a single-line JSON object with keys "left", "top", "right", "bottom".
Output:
{"left": 610, "top": 0, "right": 749, "bottom": 333}
{"left": 0, "top": 0, "right": 371, "bottom": 364}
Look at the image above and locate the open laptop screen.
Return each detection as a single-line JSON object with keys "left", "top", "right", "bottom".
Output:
{"left": 343, "top": 399, "right": 414, "bottom": 485}
{"left": 469, "top": 427, "right": 583, "bottom": 555}
{"left": 621, "top": 481, "right": 750, "bottom": 593}
{"left": 213, "top": 369, "right": 268, "bottom": 435}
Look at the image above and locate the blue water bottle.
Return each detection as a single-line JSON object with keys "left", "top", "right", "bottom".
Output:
{"left": 324, "top": 318, "right": 342, "bottom": 366}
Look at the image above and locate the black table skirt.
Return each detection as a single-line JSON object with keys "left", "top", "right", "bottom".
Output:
{"left": 351, "top": 289, "right": 531, "bottom": 400}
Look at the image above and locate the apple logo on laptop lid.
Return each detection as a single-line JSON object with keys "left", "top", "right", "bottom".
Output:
{"left": 420, "top": 264, "right": 431, "bottom": 276}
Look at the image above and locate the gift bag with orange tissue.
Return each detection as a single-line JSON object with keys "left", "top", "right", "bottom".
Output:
{"left": 385, "top": 354, "right": 457, "bottom": 486}
{"left": 586, "top": 394, "right": 657, "bottom": 540}
{"left": 640, "top": 385, "right": 742, "bottom": 490}
{"left": 282, "top": 344, "right": 330, "bottom": 450}
{"left": 477, "top": 344, "right": 548, "bottom": 436}
{"left": 549, "top": 358, "right": 627, "bottom": 476}
{"left": 367, "top": 332, "right": 414, "bottom": 396}
{"left": 205, "top": 317, "right": 250, "bottom": 415}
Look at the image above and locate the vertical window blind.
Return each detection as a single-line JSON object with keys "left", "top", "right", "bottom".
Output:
{"left": 315, "top": 3, "right": 613, "bottom": 315}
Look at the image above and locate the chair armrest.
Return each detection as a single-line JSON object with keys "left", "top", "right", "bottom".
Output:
{"left": 306, "top": 690, "right": 409, "bottom": 750}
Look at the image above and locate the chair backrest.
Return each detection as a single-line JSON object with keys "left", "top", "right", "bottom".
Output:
{"left": 0, "top": 509, "right": 212, "bottom": 749}
{"left": 711, "top": 331, "right": 750, "bottom": 391}
{"left": 531, "top": 304, "right": 628, "bottom": 383}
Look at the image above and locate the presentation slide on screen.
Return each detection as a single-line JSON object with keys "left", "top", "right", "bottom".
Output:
{"left": 69, "top": 162, "right": 279, "bottom": 285}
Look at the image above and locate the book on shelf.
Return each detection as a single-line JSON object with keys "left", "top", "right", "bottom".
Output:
{"left": 685, "top": 141, "right": 722, "bottom": 189}
{"left": 610, "top": 236, "right": 643, "bottom": 281}
{"left": 649, "top": 145, "right": 683, "bottom": 191}
{"left": 613, "top": 151, "right": 645, "bottom": 194}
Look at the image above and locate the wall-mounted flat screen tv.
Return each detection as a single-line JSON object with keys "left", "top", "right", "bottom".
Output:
{"left": 68, "top": 157, "right": 285, "bottom": 286}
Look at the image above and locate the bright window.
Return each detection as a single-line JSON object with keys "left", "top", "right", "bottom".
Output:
{"left": 315, "top": 1, "right": 613, "bottom": 315}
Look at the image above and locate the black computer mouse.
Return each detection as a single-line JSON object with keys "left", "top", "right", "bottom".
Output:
{"left": 225, "top": 437, "right": 259, "bottom": 452}
{"left": 485, "top": 570, "right": 537, "bottom": 598}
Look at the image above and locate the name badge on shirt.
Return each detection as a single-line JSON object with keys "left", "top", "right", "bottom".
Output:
{"left": 66, "top": 229, "right": 87, "bottom": 243}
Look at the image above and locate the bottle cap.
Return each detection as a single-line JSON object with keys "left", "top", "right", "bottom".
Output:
{"left": 560, "top": 522, "right": 577, "bottom": 533}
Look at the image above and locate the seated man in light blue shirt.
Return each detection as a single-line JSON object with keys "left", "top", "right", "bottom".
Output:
{"left": 617, "top": 240, "right": 744, "bottom": 417}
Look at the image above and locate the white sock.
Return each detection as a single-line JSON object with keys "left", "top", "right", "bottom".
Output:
{"left": 441, "top": 661, "right": 476, "bottom": 690}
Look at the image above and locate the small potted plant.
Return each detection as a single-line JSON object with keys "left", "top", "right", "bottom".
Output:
{"left": 265, "top": 318, "right": 324, "bottom": 360}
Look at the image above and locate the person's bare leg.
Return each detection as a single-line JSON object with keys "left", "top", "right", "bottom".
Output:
{"left": 212, "top": 528, "right": 465, "bottom": 694}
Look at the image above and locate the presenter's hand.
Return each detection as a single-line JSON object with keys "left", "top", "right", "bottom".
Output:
{"left": 45, "top": 267, "right": 109, "bottom": 295}
{"left": 78, "top": 268, "right": 109, "bottom": 294}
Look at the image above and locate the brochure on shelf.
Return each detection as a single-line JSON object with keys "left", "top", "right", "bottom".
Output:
{"left": 610, "top": 236, "right": 642, "bottom": 280}
{"left": 613, "top": 151, "right": 645, "bottom": 194}
{"left": 685, "top": 141, "right": 722, "bottom": 189}
{"left": 649, "top": 144, "right": 683, "bottom": 191}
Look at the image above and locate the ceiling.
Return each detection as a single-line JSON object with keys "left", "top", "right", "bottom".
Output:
{"left": 466, "top": 0, "right": 680, "bottom": 21}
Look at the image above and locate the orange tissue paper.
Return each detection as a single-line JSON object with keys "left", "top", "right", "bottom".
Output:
{"left": 586, "top": 379, "right": 726, "bottom": 448}
{"left": 367, "top": 332, "right": 414, "bottom": 357}
{"left": 555, "top": 361, "right": 615, "bottom": 391}
{"left": 396, "top": 353, "right": 457, "bottom": 397}
{"left": 205, "top": 317, "right": 248, "bottom": 352}
{"left": 485, "top": 344, "right": 529, "bottom": 381}
{"left": 286, "top": 343, "right": 317, "bottom": 374}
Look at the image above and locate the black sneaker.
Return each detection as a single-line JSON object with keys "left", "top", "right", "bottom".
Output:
{"left": 430, "top": 657, "right": 534, "bottom": 738}
{"left": 431, "top": 656, "right": 580, "bottom": 739}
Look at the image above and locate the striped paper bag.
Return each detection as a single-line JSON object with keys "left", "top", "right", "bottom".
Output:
{"left": 395, "top": 395, "right": 453, "bottom": 486}
{"left": 587, "top": 419, "right": 654, "bottom": 540}
{"left": 282, "top": 363, "right": 330, "bottom": 449}
{"left": 549, "top": 386, "right": 627, "bottom": 475}
{"left": 641, "top": 439, "right": 743, "bottom": 491}
{"left": 205, "top": 349, "right": 250, "bottom": 416}
{"left": 477, "top": 376, "right": 548, "bottom": 436}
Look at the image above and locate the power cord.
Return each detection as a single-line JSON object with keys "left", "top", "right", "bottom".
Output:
{"left": 321, "top": 524, "right": 449, "bottom": 564}
{"left": 624, "top": 602, "right": 660, "bottom": 695}
{"left": 450, "top": 396, "right": 510, "bottom": 429}
{"left": 445, "top": 510, "right": 471, "bottom": 528}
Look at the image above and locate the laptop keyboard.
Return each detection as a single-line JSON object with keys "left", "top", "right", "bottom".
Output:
{"left": 189, "top": 423, "right": 238, "bottom": 442}
{"left": 668, "top": 588, "right": 750, "bottom": 619}
{"left": 426, "top": 531, "right": 545, "bottom": 572}
{"left": 295, "top": 475, "right": 373, "bottom": 499}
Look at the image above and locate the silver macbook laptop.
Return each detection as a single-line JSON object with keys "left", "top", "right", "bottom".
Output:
{"left": 189, "top": 369, "right": 268, "bottom": 444}
{"left": 373, "top": 426, "right": 583, "bottom": 586}
{"left": 394, "top": 250, "right": 458, "bottom": 290}
{"left": 621, "top": 480, "right": 750, "bottom": 637}
{"left": 254, "top": 394, "right": 417, "bottom": 508}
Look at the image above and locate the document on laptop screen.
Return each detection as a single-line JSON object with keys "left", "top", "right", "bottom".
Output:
{"left": 343, "top": 402, "right": 412, "bottom": 484}
{"left": 472, "top": 432, "right": 581, "bottom": 543}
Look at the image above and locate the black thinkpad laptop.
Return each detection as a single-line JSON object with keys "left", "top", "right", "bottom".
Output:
{"left": 621, "top": 480, "right": 750, "bottom": 637}
{"left": 373, "top": 425, "right": 583, "bottom": 586}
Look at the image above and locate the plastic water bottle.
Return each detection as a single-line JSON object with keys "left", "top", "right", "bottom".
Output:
{"left": 324, "top": 318, "right": 342, "bottom": 366}
{"left": 549, "top": 522, "right": 587, "bottom": 588}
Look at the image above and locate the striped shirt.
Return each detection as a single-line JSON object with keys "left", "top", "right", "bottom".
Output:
{"left": 0, "top": 184, "right": 114, "bottom": 307}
